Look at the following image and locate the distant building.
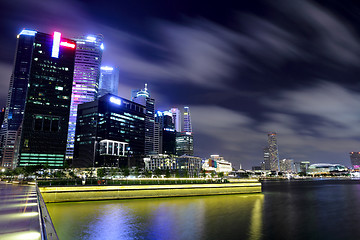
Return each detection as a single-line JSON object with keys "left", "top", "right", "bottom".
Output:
{"left": 66, "top": 34, "right": 103, "bottom": 163}
{"left": 252, "top": 166, "right": 262, "bottom": 171}
{"left": 267, "top": 132, "right": 280, "bottom": 171}
{"left": 300, "top": 161, "right": 310, "bottom": 173}
{"left": 98, "top": 66, "right": 119, "bottom": 97}
{"left": 132, "top": 84, "right": 155, "bottom": 155}
{"left": 263, "top": 147, "right": 270, "bottom": 170}
{"left": 73, "top": 94, "right": 145, "bottom": 168}
{"left": 210, "top": 155, "right": 232, "bottom": 174}
{"left": 176, "top": 132, "right": 194, "bottom": 156}
{"left": 144, "top": 154, "right": 202, "bottom": 177}
{"left": 170, "top": 108, "right": 181, "bottom": 132}
{"left": 155, "top": 111, "right": 176, "bottom": 155}
{"left": 176, "top": 156, "right": 202, "bottom": 177}
{"left": 307, "top": 163, "right": 348, "bottom": 175}
{"left": 279, "top": 159, "right": 295, "bottom": 173}
{"left": 350, "top": 152, "right": 360, "bottom": 169}
{"left": 143, "top": 154, "right": 176, "bottom": 171}
{"left": 183, "top": 107, "right": 192, "bottom": 133}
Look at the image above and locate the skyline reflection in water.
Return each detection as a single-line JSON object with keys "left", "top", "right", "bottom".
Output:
{"left": 47, "top": 194, "right": 264, "bottom": 240}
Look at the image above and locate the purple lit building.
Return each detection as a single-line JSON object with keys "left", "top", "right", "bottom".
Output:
{"left": 65, "top": 35, "right": 104, "bottom": 163}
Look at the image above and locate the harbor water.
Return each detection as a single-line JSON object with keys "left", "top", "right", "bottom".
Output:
{"left": 47, "top": 180, "right": 360, "bottom": 240}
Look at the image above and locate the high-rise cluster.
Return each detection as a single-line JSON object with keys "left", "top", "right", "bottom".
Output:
{"left": 0, "top": 29, "right": 196, "bottom": 169}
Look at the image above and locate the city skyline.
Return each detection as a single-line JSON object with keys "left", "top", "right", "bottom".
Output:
{"left": 2, "top": 1, "right": 360, "bottom": 168}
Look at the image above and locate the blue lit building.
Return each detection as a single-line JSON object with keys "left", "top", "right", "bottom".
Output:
{"left": 73, "top": 94, "right": 146, "bottom": 168}
{"left": 0, "top": 30, "right": 37, "bottom": 168}
{"left": 155, "top": 110, "right": 176, "bottom": 155}
{"left": 98, "top": 66, "right": 119, "bottom": 97}
{"left": 66, "top": 35, "right": 104, "bottom": 163}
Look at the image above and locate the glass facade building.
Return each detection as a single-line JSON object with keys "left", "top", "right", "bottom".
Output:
{"left": 132, "top": 84, "right": 155, "bottom": 155}
{"left": 98, "top": 66, "right": 119, "bottom": 97}
{"left": 16, "top": 31, "right": 76, "bottom": 167}
{"left": 66, "top": 35, "right": 103, "bottom": 163}
{"left": 0, "top": 30, "right": 37, "bottom": 168}
{"left": 155, "top": 111, "right": 176, "bottom": 155}
{"left": 176, "top": 132, "right": 194, "bottom": 156}
{"left": 73, "top": 94, "right": 146, "bottom": 168}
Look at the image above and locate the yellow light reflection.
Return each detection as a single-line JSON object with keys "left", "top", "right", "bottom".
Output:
{"left": 248, "top": 195, "right": 264, "bottom": 240}
{"left": 0, "top": 230, "right": 41, "bottom": 240}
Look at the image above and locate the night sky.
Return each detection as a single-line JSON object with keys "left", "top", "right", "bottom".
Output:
{"left": 1, "top": 0, "right": 360, "bottom": 169}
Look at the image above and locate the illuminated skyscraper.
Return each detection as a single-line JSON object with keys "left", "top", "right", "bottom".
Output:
{"left": 0, "top": 30, "right": 37, "bottom": 168}
{"left": 175, "top": 106, "right": 193, "bottom": 156}
{"left": 155, "top": 111, "right": 176, "bottom": 155}
{"left": 170, "top": 108, "right": 181, "bottom": 132}
{"left": 267, "top": 132, "right": 280, "bottom": 171}
{"left": 11, "top": 30, "right": 76, "bottom": 168}
{"left": 183, "top": 106, "right": 192, "bottom": 133}
{"left": 132, "top": 84, "right": 155, "bottom": 155}
{"left": 66, "top": 35, "right": 103, "bottom": 163}
{"left": 98, "top": 66, "right": 119, "bottom": 97}
{"left": 350, "top": 152, "right": 360, "bottom": 169}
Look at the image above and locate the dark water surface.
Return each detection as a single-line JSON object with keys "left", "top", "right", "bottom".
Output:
{"left": 47, "top": 180, "right": 360, "bottom": 240}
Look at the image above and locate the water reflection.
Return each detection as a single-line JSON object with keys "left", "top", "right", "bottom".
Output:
{"left": 48, "top": 194, "right": 264, "bottom": 240}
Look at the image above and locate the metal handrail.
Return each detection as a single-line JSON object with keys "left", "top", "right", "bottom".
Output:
{"left": 36, "top": 182, "right": 59, "bottom": 240}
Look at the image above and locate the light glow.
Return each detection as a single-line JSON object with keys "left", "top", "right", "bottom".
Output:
{"left": 101, "top": 66, "right": 113, "bottom": 71}
{"left": 60, "top": 41, "right": 76, "bottom": 49}
{"left": 86, "top": 36, "right": 96, "bottom": 42}
{"left": 19, "top": 30, "right": 37, "bottom": 36}
{"left": 110, "top": 96, "right": 121, "bottom": 105}
{"left": 100, "top": 43, "right": 104, "bottom": 50}
{"left": 51, "top": 32, "right": 61, "bottom": 58}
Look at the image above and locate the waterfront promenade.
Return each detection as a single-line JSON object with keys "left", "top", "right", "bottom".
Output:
{"left": 0, "top": 182, "right": 41, "bottom": 240}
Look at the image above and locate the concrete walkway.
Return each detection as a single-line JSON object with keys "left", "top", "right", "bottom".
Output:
{"left": 0, "top": 181, "right": 41, "bottom": 240}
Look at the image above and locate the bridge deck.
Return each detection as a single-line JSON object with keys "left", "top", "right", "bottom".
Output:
{"left": 0, "top": 181, "right": 41, "bottom": 240}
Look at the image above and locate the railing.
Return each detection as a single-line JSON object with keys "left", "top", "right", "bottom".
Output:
{"left": 36, "top": 182, "right": 59, "bottom": 240}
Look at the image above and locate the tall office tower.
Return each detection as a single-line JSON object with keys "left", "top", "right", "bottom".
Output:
{"left": 0, "top": 30, "right": 37, "bottom": 168}
{"left": 155, "top": 111, "right": 176, "bottom": 155}
{"left": 175, "top": 106, "right": 194, "bottom": 156}
{"left": 267, "top": 132, "right": 280, "bottom": 171}
{"left": 12, "top": 30, "right": 76, "bottom": 168}
{"left": 73, "top": 94, "right": 145, "bottom": 168}
{"left": 98, "top": 66, "right": 119, "bottom": 97}
{"left": 132, "top": 84, "right": 155, "bottom": 155}
{"left": 66, "top": 35, "right": 103, "bottom": 163}
{"left": 350, "top": 152, "right": 360, "bottom": 169}
{"left": 263, "top": 147, "right": 270, "bottom": 170}
{"left": 170, "top": 108, "right": 181, "bottom": 132}
{"left": 183, "top": 106, "right": 192, "bottom": 133}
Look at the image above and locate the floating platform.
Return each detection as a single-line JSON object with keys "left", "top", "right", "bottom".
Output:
{"left": 39, "top": 180, "right": 262, "bottom": 203}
